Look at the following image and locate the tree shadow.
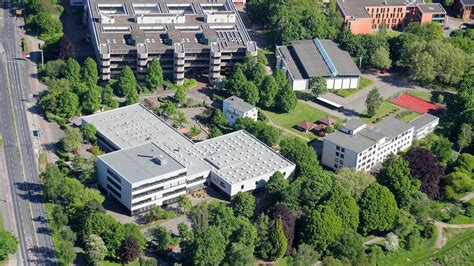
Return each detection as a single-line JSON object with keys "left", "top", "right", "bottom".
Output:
{"left": 31, "top": 246, "right": 56, "bottom": 264}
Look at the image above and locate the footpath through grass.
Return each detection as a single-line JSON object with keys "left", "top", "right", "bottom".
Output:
{"left": 379, "top": 228, "right": 474, "bottom": 266}
{"left": 264, "top": 102, "right": 342, "bottom": 140}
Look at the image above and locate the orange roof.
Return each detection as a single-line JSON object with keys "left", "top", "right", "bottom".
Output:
{"left": 319, "top": 116, "right": 336, "bottom": 125}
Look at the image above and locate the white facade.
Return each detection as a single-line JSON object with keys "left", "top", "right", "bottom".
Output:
{"left": 223, "top": 96, "right": 258, "bottom": 125}
{"left": 410, "top": 114, "right": 439, "bottom": 140}
{"left": 322, "top": 118, "right": 419, "bottom": 171}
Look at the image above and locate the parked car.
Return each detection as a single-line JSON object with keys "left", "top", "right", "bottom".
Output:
{"left": 38, "top": 216, "right": 47, "bottom": 223}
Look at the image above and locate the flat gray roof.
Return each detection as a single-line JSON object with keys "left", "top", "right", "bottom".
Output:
{"left": 343, "top": 118, "right": 366, "bottom": 131}
{"left": 337, "top": 0, "right": 423, "bottom": 18}
{"left": 409, "top": 113, "right": 439, "bottom": 131}
{"left": 371, "top": 118, "right": 413, "bottom": 139}
{"left": 196, "top": 130, "right": 295, "bottom": 185}
{"left": 224, "top": 96, "right": 255, "bottom": 113}
{"left": 278, "top": 39, "right": 360, "bottom": 80}
{"left": 83, "top": 105, "right": 295, "bottom": 184}
{"left": 82, "top": 104, "right": 209, "bottom": 175}
{"left": 99, "top": 142, "right": 186, "bottom": 183}
{"left": 417, "top": 3, "right": 446, "bottom": 13}
{"left": 326, "top": 117, "right": 413, "bottom": 153}
{"left": 87, "top": 0, "right": 252, "bottom": 52}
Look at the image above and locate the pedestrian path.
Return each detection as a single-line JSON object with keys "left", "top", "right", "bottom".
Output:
{"left": 434, "top": 221, "right": 474, "bottom": 248}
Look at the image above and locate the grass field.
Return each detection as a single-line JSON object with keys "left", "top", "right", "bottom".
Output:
{"left": 378, "top": 228, "right": 474, "bottom": 266}
{"left": 406, "top": 90, "right": 433, "bottom": 101}
{"left": 360, "top": 101, "right": 400, "bottom": 124}
{"left": 38, "top": 152, "right": 48, "bottom": 174}
{"left": 101, "top": 260, "right": 140, "bottom": 266}
{"left": 264, "top": 102, "right": 342, "bottom": 139}
{"left": 396, "top": 110, "right": 421, "bottom": 123}
{"left": 330, "top": 77, "right": 374, "bottom": 98}
{"left": 450, "top": 214, "right": 474, "bottom": 224}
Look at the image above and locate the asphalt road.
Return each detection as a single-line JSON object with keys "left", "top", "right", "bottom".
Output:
{"left": 0, "top": 4, "right": 56, "bottom": 265}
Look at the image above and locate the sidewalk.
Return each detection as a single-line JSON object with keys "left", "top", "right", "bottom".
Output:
{"left": 0, "top": 147, "right": 19, "bottom": 266}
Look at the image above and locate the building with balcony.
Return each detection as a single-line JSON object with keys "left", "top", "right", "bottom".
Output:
{"left": 222, "top": 96, "right": 257, "bottom": 125}
{"left": 276, "top": 38, "right": 361, "bottom": 91}
{"left": 83, "top": 104, "right": 295, "bottom": 215}
{"left": 336, "top": 0, "right": 447, "bottom": 34}
{"left": 321, "top": 115, "right": 438, "bottom": 171}
{"left": 85, "top": 0, "right": 257, "bottom": 85}
{"left": 455, "top": 0, "right": 474, "bottom": 21}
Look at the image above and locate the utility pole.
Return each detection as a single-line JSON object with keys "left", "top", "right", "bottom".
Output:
{"left": 359, "top": 56, "right": 362, "bottom": 69}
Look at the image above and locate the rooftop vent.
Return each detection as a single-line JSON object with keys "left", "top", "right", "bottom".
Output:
{"left": 152, "top": 155, "right": 168, "bottom": 166}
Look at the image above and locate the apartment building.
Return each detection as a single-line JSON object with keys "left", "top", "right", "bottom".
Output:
{"left": 83, "top": 104, "right": 295, "bottom": 215}
{"left": 222, "top": 96, "right": 257, "bottom": 125}
{"left": 276, "top": 39, "right": 361, "bottom": 91}
{"left": 85, "top": 0, "right": 257, "bottom": 85}
{"left": 337, "top": 0, "right": 447, "bottom": 34}
{"left": 322, "top": 118, "right": 421, "bottom": 171}
{"left": 455, "top": 0, "right": 474, "bottom": 21}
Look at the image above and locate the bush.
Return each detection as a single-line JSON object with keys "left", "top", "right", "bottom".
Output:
{"left": 465, "top": 204, "right": 474, "bottom": 218}
{"left": 421, "top": 225, "right": 434, "bottom": 239}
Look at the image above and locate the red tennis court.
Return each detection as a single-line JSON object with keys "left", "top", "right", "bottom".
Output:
{"left": 392, "top": 94, "right": 444, "bottom": 114}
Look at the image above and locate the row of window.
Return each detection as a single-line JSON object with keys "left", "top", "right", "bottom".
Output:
{"left": 369, "top": 7, "right": 404, "bottom": 14}
{"left": 107, "top": 169, "right": 122, "bottom": 183}
{"left": 107, "top": 184, "right": 121, "bottom": 199}
{"left": 107, "top": 176, "right": 121, "bottom": 192}
{"left": 336, "top": 146, "right": 346, "bottom": 152}
{"left": 132, "top": 172, "right": 186, "bottom": 191}
{"left": 163, "top": 187, "right": 186, "bottom": 197}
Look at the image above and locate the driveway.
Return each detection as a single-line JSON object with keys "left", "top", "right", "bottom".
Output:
{"left": 332, "top": 72, "right": 430, "bottom": 117}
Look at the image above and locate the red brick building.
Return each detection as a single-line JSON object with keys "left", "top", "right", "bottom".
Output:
{"left": 455, "top": 0, "right": 474, "bottom": 21}
{"left": 337, "top": 0, "right": 447, "bottom": 34}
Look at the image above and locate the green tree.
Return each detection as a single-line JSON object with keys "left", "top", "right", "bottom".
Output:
{"left": 322, "top": 185, "right": 359, "bottom": 232}
{"left": 379, "top": 156, "right": 421, "bottom": 210}
{"left": 279, "top": 136, "right": 322, "bottom": 177}
{"left": 85, "top": 234, "right": 107, "bottom": 265}
{"left": 266, "top": 171, "right": 288, "bottom": 204}
{"left": 309, "top": 76, "right": 327, "bottom": 97}
{"left": 259, "top": 75, "right": 279, "bottom": 108}
{"left": 365, "top": 88, "right": 382, "bottom": 117}
{"left": 371, "top": 46, "right": 392, "bottom": 69}
{"left": 232, "top": 217, "right": 258, "bottom": 251}
{"left": 211, "top": 109, "right": 229, "bottom": 128}
{"left": 241, "top": 81, "right": 260, "bottom": 105}
{"left": 116, "top": 66, "right": 137, "bottom": 97}
{"left": 172, "top": 111, "right": 188, "bottom": 128}
{"left": 81, "top": 57, "right": 98, "bottom": 86}
{"left": 101, "top": 85, "right": 119, "bottom": 109}
{"left": 188, "top": 125, "right": 202, "bottom": 139}
{"left": 457, "top": 123, "right": 472, "bottom": 153}
{"left": 431, "top": 136, "right": 452, "bottom": 164}
{"left": 0, "top": 230, "right": 18, "bottom": 260}
{"left": 81, "top": 86, "right": 101, "bottom": 114}
{"left": 177, "top": 195, "right": 192, "bottom": 214}
{"left": 192, "top": 226, "right": 227, "bottom": 266}
{"left": 150, "top": 225, "right": 178, "bottom": 253}
{"left": 61, "top": 127, "right": 83, "bottom": 153}
{"left": 174, "top": 87, "right": 186, "bottom": 105}
{"left": 81, "top": 123, "right": 97, "bottom": 144}
{"left": 269, "top": 218, "right": 288, "bottom": 259}
{"left": 332, "top": 232, "right": 365, "bottom": 263}
{"left": 300, "top": 206, "right": 342, "bottom": 252}
{"left": 208, "top": 201, "right": 236, "bottom": 240}
{"left": 225, "top": 243, "right": 256, "bottom": 266}
{"left": 64, "top": 58, "right": 81, "bottom": 84}
{"left": 57, "top": 239, "right": 76, "bottom": 265}
{"left": 56, "top": 89, "right": 79, "bottom": 119}
{"left": 208, "top": 127, "right": 223, "bottom": 138}
{"left": 335, "top": 168, "right": 376, "bottom": 200}
{"left": 158, "top": 101, "right": 177, "bottom": 118}
{"left": 125, "top": 85, "right": 139, "bottom": 105}
{"left": 288, "top": 243, "right": 320, "bottom": 266}
{"left": 410, "top": 51, "right": 436, "bottom": 84}
{"left": 300, "top": 171, "right": 334, "bottom": 211}
{"left": 227, "top": 66, "right": 248, "bottom": 96}
{"left": 275, "top": 84, "right": 297, "bottom": 113}
{"left": 359, "top": 183, "right": 399, "bottom": 234}
{"left": 146, "top": 58, "right": 163, "bottom": 90}
{"left": 191, "top": 202, "right": 209, "bottom": 236}
{"left": 231, "top": 192, "right": 255, "bottom": 219}
{"left": 254, "top": 213, "right": 273, "bottom": 260}
{"left": 250, "top": 62, "right": 266, "bottom": 87}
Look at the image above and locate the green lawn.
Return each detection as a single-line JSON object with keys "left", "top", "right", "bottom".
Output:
{"left": 330, "top": 77, "right": 374, "bottom": 98}
{"left": 264, "top": 102, "right": 342, "bottom": 140}
{"left": 379, "top": 228, "right": 474, "bottom": 266}
{"left": 450, "top": 214, "right": 474, "bottom": 225}
{"left": 0, "top": 138, "right": 3, "bottom": 146}
{"left": 38, "top": 152, "right": 47, "bottom": 174}
{"left": 164, "top": 78, "right": 197, "bottom": 91}
{"left": 406, "top": 90, "right": 433, "bottom": 101}
{"left": 101, "top": 260, "right": 140, "bottom": 266}
{"left": 395, "top": 110, "right": 421, "bottom": 123}
{"left": 360, "top": 101, "right": 400, "bottom": 124}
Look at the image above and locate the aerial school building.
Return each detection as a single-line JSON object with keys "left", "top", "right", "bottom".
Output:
{"left": 84, "top": 0, "right": 257, "bottom": 85}
{"left": 82, "top": 104, "right": 295, "bottom": 215}
{"left": 336, "top": 0, "right": 447, "bottom": 34}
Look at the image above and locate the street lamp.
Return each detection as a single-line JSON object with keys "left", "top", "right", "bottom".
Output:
{"left": 38, "top": 43, "right": 43, "bottom": 65}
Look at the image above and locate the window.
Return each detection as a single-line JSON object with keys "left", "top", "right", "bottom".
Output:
{"left": 336, "top": 152, "right": 340, "bottom": 157}
{"left": 340, "top": 154, "right": 345, "bottom": 159}
{"left": 341, "top": 148, "right": 345, "bottom": 152}
{"left": 241, "top": 185, "right": 244, "bottom": 190}
{"left": 336, "top": 146, "right": 340, "bottom": 151}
